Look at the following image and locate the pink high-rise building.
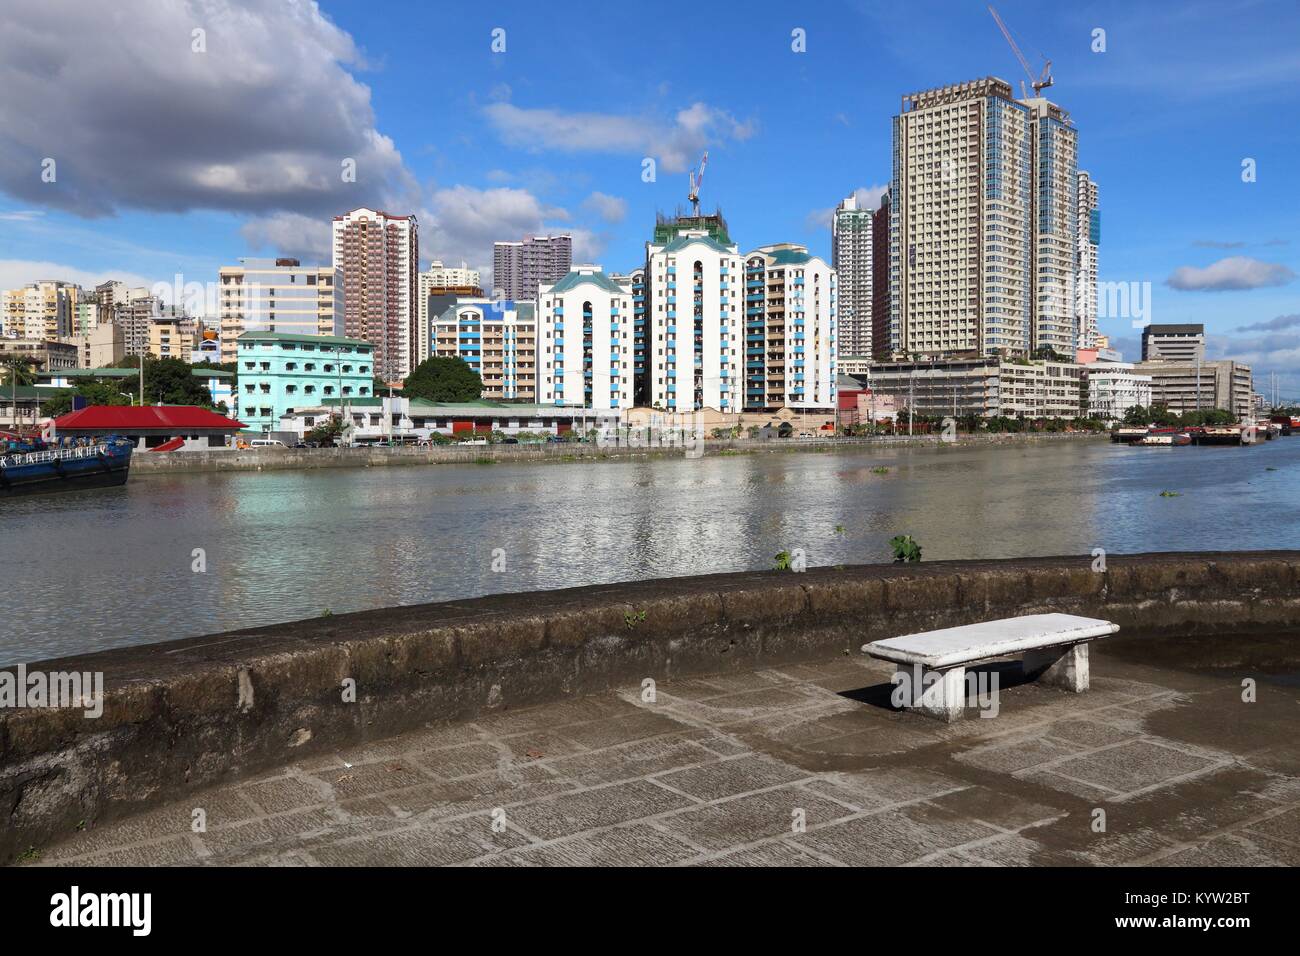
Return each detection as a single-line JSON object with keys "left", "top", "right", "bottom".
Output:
{"left": 332, "top": 207, "right": 419, "bottom": 383}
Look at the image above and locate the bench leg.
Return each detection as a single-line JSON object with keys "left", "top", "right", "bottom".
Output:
{"left": 1023, "top": 643, "right": 1090, "bottom": 692}
{"left": 895, "top": 664, "right": 966, "bottom": 722}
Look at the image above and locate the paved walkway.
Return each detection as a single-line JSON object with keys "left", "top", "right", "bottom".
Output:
{"left": 31, "top": 638, "right": 1300, "bottom": 866}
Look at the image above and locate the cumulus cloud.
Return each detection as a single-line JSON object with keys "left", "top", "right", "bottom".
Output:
{"left": 239, "top": 212, "right": 332, "bottom": 263}
{"left": 1166, "top": 256, "right": 1296, "bottom": 291}
{"left": 0, "top": 259, "right": 162, "bottom": 296}
{"left": 0, "top": 0, "right": 416, "bottom": 219}
{"left": 581, "top": 191, "right": 628, "bottom": 224}
{"left": 483, "top": 101, "right": 755, "bottom": 173}
{"left": 805, "top": 184, "right": 888, "bottom": 230}
{"left": 420, "top": 185, "right": 582, "bottom": 281}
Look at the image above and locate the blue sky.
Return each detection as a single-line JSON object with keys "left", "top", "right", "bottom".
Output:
{"left": 1, "top": 0, "right": 1297, "bottom": 390}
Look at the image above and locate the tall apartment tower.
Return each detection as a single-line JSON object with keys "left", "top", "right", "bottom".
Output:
{"left": 643, "top": 229, "right": 742, "bottom": 413}
{"left": 1075, "top": 171, "right": 1100, "bottom": 350}
{"left": 331, "top": 207, "right": 419, "bottom": 383}
{"left": 742, "top": 244, "right": 837, "bottom": 412}
{"left": 888, "top": 78, "right": 1078, "bottom": 359}
{"left": 492, "top": 235, "right": 572, "bottom": 301}
{"left": 870, "top": 193, "right": 891, "bottom": 360}
{"left": 415, "top": 261, "right": 483, "bottom": 366}
{"left": 217, "top": 258, "right": 342, "bottom": 363}
{"left": 831, "top": 194, "right": 873, "bottom": 358}
{"left": 538, "top": 266, "right": 635, "bottom": 412}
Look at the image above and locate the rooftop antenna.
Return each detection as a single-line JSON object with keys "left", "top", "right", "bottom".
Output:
{"left": 687, "top": 151, "right": 708, "bottom": 217}
{"left": 988, "top": 4, "right": 1053, "bottom": 99}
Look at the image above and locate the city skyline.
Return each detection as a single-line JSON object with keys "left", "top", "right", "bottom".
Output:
{"left": 0, "top": 0, "right": 1296, "bottom": 390}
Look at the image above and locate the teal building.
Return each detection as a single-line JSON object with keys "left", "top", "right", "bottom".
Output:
{"left": 236, "top": 331, "right": 374, "bottom": 432}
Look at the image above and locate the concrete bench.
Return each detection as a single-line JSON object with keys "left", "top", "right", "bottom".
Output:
{"left": 861, "top": 613, "right": 1120, "bottom": 722}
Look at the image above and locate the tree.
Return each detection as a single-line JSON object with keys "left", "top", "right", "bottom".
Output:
{"left": 41, "top": 381, "right": 133, "bottom": 418}
{"left": 1122, "top": 405, "right": 1153, "bottom": 427}
{"left": 106, "top": 356, "right": 212, "bottom": 407}
{"left": 401, "top": 356, "right": 483, "bottom": 403}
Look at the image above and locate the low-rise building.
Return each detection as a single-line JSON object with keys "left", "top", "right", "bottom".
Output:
{"left": 277, "top": 397, "right": 604, "bottom": 443}
{"left": 867, "top": 356, "right": 1085, "bottom": 419}
{"left": 235, "top": 331, "right": 374, "bottom": 433}
{"left": 0, "top": 338, "right": 78, "bottom": 374}
{"left": 51, "top": 405, "right": 245, "bottom": 449}
{"left": 1083, "top": 361, "right": 1152, "bottom": 421}
{"left": 1136, "top": 358, "right": 1253, "bottom": 420}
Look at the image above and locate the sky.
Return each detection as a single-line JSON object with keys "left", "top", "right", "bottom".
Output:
{"left": 0, "top": 0, "right": 1297, "bottom": 393}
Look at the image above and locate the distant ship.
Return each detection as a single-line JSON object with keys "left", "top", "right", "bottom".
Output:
{"left": 0, "top": 433, "right": 133, "bottom": 498}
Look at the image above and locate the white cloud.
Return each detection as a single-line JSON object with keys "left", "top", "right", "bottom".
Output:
{"left": 581, "top": 191, "right": 628, "bottom": 224}
{"left": 239, "top": 212, "right": 332, "bottom": 263}
{"left": 1166, "top": 256, "right": 1296, "bottom": 291}
{"left": 483, "top": 101, "right": 755, "bottom": 173}
{"left": 0, "top": 259, "right": 162, "bottom": 295}
{"left": 420, "top": 185, "right": 578, "bottom": 281}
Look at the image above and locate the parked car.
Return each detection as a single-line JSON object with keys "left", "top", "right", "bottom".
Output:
{"left": 250, "top": 439, "right": 287, "bottom": 448}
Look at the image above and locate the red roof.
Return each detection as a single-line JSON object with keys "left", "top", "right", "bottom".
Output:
{"left": 54, "top": 405, "right": 246, "bottom": 431}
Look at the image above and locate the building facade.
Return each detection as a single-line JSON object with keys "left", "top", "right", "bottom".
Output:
{"left": 538, "top": 267, "right": 634, "bottom": 412}
{"left": 887, "top": 78, "right": 1080, "bottom": 360}
{"left": 431, "top": 299, "right": 538, "bottom": 403}
{"left": 492, "top": 235, "right": 572, "bottom": 301}
{"left": 1141, "top": 323, "right": 1205, "bottom": 363}
{"left": 415, "top": 262, "right": 483, "bottom": 365}
{"left": 871, "top": 192, "right": 891, "bottom": 359}
{"left": 1084, "top": 361, "right": 1151, "bottom": 421}
{"left": 742, "top": 244, "right": 837, "bottom": 412}
{"left": 832, "top": 193, "right": 873, "bottom": 357}
{"left": 1076, "top": 171, "right": 1100, "bottom": 349}
{"left": 1, "top": 280, "right": 79, "bottom": 340}
{"left": 332, "top": 208, "right": 419, "bottom": 384}
{"left": 643, "top": 230, "right": 743, "bottom": 413}
{"left": 217, "top": 258, "right": 342, "bottom": 364}
{"left": 1137, "top": 358, "right": 1253, "bottom": 420}
{"left": 869, "top": 356, "right": 1084, "bottom": 419}
{"left": 235, "top": 331, "right": 374, "bottom": 433}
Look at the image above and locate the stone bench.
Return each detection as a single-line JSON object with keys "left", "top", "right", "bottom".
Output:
{"left": 861, "top": 613, "right": 1120, "bottom": 722}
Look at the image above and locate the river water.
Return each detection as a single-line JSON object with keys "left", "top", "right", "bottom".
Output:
{"left": 3, "top": 438, "right": 1298, "bottom": 663}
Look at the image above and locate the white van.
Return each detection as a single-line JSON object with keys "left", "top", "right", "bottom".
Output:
{"left": 250, "top": 439, "right": 287, "bottom": 448}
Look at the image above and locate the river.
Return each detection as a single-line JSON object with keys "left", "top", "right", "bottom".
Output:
{"left": 3, "top": 437, "right": 1298, "bottom": 663}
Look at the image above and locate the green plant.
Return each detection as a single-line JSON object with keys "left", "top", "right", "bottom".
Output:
{"left": 320, "top": 608, "right": 333, "bottom": 617}
{"left": 871, "top": 466, "right": 890, "bottom": 475}
{"left": 624, "top": 609, "right": 647, "bottom": 629}
{"left": 1159, "top": 490, "right": 1181, "bottom": 497}
{"left": 834, "top": 524, "right": 845, "bottom": 535}
{"left": 890, "top": 535, "right": 922, "bottom": 563}
{"left": 15, "top": 847, "right": 39, "bottom": 863}
{"left": 773, "top": 550, "right": 794, "bottom": 571}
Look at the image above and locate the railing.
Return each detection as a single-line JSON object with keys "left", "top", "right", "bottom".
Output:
{"left": 0, "top": 443, "right": 115, "bottom": 469}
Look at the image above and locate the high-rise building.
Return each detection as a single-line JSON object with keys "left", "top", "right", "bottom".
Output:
{"left": 871, "top": 192, "right": 891, "bottom": 360}
{"left": 1141, "top": 323, "right": 1205, "bottom": 363}
{"left": 609, "top": 268, "right": 649, "bottom": 405}
{"left": 415, "top": 261, "right": 483, "bottom": 366}
{"left": 832, "top": 193, "right": 873, "bottom": 358}
{"left": 742, "top": 244, "right": 837, "bottom": 412}
{"left": 888, "top": 77, "right": 1079, "bottom": 359}
{"left": 492, "top": 235, "right": 572, "bottom": 301}
{"left": 643, "top": 229, "right": 742, "bottom": 413}
{"left": 1137, "top": 357, "right": 1252, "bottom": 419}
{"left": 112, "top": 292, "right": 162, "bottom": 357}
{"left": 217, "top": 258, "right": 342, "bottom": 364}
{"left": 538, "top": 266, "right": 634, "bottom": 412}
{"left": 1076, "top": 171, "right": 1100, "bottom": 349}
{"left": 1, "top": 280, "right": 79, "bottom": 340}
{"left": 432, "top": 299, "right": 537, "bottom": 403}
{"left": 332, "top": 207, "right": 419, "bottom": 384}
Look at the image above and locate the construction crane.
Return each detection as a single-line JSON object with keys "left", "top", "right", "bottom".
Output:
{"left": 687, "top": 151, "right": 708, "bottom": 217}
{"left": 988, "top": 4, "right": 1052, "bottom": 99}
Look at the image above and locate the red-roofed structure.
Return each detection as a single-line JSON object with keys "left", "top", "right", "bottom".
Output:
{"left": 53, "top": 405, "right": 246, "bottom": 449}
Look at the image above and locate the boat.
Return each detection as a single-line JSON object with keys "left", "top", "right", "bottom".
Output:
{"left": 1135, "top": 432, "right": 1191, "bottom": 447}
{"left": 0, "top": 434, "right": 133, "bottom": 498}
{"left": 1112, "top": 426, "right": 1149, "bottom": 444}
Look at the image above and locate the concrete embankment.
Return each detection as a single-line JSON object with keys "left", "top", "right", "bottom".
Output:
{"left": 4, "top": 549, "right": 1294, "bottom": 863}
{"left": 132, "top": 431, "right": 1106, "bottom": 476}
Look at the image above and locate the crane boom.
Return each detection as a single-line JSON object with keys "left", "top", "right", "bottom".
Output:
{"left": 687, "top": 151, "right": 708, "bottom": 216}
{"left": 988, "top": 5, "right": 1052, "bottom": 97}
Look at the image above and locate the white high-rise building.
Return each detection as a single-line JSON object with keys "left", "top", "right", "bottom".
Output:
{"left": 1, "top": 280, "right": 79, "bottom": 340}
{"left": 1075, "top": 171, "right": 1100, "bottom": 350}
{"left": 538, "top": 265, "right": 634, "bottom": 412}
{"left": 888, "top": 78, "right": 1079, "bottom": 359}
{"left": 332, "top": 207, "right": 418, "bottom": 383}
{"left": 742, "top": 244, "right": 837, "bottom": 411}
{"left": 643, "top": 230, "right": 742, "bottom": 413}
{"left": 415, "top": 261, "right": 482, "bottom": 364}
{"left": 832, "top": 194, "right": 873, "bottom": 358}
{"left": 217, "top": 258, "right": 342, "bottom": 364}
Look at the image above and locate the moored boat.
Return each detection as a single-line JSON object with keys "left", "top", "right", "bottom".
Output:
{"left": 0, "top": 435, "right": 133, "bottom": 498}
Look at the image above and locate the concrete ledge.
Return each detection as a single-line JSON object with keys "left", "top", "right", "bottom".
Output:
{"left": 2, "top": 550, "right": 1297, "bottom": 863}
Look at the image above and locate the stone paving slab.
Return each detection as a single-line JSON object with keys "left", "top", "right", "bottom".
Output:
{"left": 24, "top": 637, "right": 1300, "bottom": 867}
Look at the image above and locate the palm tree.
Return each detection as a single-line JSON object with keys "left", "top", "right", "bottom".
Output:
{"left": 2, "top": 356, "right": 36, "bottom": 429}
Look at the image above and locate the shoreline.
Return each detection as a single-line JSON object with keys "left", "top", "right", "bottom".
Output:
{"left": 131, "top": 430, "right": 1109, "bottom": 476}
